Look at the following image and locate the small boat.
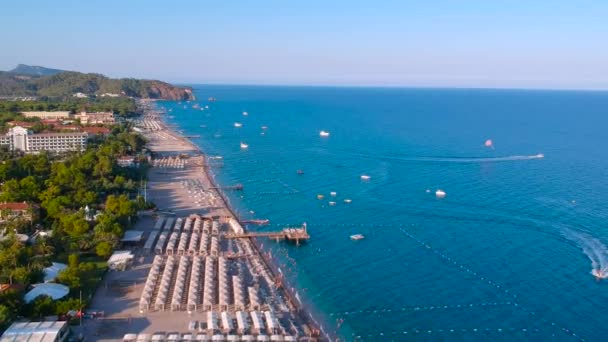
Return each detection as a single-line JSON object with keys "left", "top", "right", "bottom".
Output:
{"left": 193, "top": 104, "right": 200, "bottom": 109}
{"left": 260, "top": 132, "right": 265, "bottom": 136}
{"left": 240, "top": 142, "right": 249, "bottom": 149}
{"left": 328, "top": 201, "right": 336, "bottom": 206}
{"left": 425, "top": 189, "right": 431, "bottom": 193}
{"left": 593, "top": 269, "right": 605, "bottom": 280}
{"left": 330, "top": 191, "right": 337, "bottom": 197}
{"left": 344, "top": 199, "right": 352, "bottom": 203}
{"left": 208, "top": 97, "right": 216, "bottom": 102}
{"left": 319, "top": 130, "right": 330, "bottom": 137}
{"left": 214, "top": 133, "right": 222, "bottom": 138}
{"left": 205, "top": 105, "right": 209, "bottom": 109}
{"left": 435, "top": 189, "right": 446, "bottom": 198}
{"left": 297, "top": 169, "right": 304, "bottom": 175}
{"left": 243, "top": 111, "right": 248, "bottom": 116}
{"left": 350, "top": 234, "right": 365, "bottom": 240}
{"left": 317, "top": 194, "right": 324, "bottom": 200}
{"left": 234, "top": 122, "right": 243, "bottom": 128}
{"left": 261, "top": 126, "right": 268, "bottom": 130}
{"left": 536, "top": 153, "right": 545, "bottom": 158}
{"left": 360, "top": 175, "right": 371, "bottom": 181}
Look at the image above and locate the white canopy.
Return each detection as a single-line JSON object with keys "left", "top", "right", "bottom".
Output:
{"left": 121, "top": 230, "right": 145, "bottom": 242}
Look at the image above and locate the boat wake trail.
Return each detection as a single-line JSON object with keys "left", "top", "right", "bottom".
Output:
{"left": 563, "top": 229, "right": 608, "bottom": 279}
{"left": 349, "top": 152, "right": 545, "bottom": 164}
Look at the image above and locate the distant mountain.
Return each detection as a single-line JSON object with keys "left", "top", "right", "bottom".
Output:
{"left": 0, "top": 65, "right": 194, "bottom": 100}
{"left": 9, "top": 64, "right": 65, "bottom": 76}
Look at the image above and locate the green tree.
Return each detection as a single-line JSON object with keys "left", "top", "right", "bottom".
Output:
{"left": 96, "top": 241, "right": 113, "bottom": 258}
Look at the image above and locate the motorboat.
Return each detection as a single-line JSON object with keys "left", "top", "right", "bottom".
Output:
{"left": 319, "top": 130, "right": 330, "bottom": 137}
{"left": 536, "top": 153, "right": 545, "bottom": 158}
{"left": 435, "top": 189, "right": 446, "bottom": 198}
{"left": 344, "top": 199, "right": 352, "bottom": 203}
{"left": 240, "top": 142, "right": 249, "bottom": 149}
{"left": 317, "top": 194, "right": 324, "bottom": 200}
{"left": 328, "top": 201, "right": 336, "bottom": 206}
{"left": 205, "top": 105, "right": 209, "bottom": 109}
{"left": 297, "top": 169, "right": 304, "bottom": 175}
{"left": 261, "top": 126, "right": 268, "bottom": 130}
{"left": 243, "top": 111, "right": 248, "bottom": 116}
{"left": 330, "top": 191, "right": 337, "bottom": 197}
{"left": 350, "top": 234, "right": 365, "bottom": 240}
{"left": 234, "top": 122, "right": 243, "bottom": 128}
{"left": 360, "top": 175, "right": 371, "bottom": 181}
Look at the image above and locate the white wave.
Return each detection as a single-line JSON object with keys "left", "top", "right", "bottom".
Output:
{"left": 350, "top": 152, "right": 544, "bottom": 164}
{"left": 563, "top": 229, "right": 608, "bottom": 279}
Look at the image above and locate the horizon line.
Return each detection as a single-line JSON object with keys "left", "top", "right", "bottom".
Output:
{"left": 169, "top": 81, "right": 608, "bottom": 93}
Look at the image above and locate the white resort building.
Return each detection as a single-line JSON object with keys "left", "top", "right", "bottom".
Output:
{"left": 21, "top": 111, "right": 72, "bottom": 120}
{"left": 21, "top": 111, "right": 115, "bottom": 125}
{"left": 0, "top": 126, "right": 87, "bottom": 153}
{"left": 74, "top": 111, "right": 115, "bottom": 125}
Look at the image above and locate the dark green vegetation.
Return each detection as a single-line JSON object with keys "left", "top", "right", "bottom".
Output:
{"left": 9, "top": 64, "right": 64, "bottom": 77}
{"left": 0, "top": 97, "right": 137, "bottom": 119}
{"left": 0, "top": 117, "right": 150, "bottom": 329}
{"left": 0, "top": 64, "right": 194, "bottom": 100}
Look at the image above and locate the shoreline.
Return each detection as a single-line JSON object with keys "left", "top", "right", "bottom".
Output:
{"left": 137, "top": 99, "right": 330, "bottom": 340}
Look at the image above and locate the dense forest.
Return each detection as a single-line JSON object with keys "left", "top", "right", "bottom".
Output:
{"left": 0, "top": 97, "right": 137, "bottom": 117}
{"left": 0, "top": 66, "right": 194, "bottom": 100}
{"left": 0, "top": 110, "right": 150, "bottom": 330}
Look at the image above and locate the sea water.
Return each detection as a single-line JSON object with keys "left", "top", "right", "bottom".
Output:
{"left": 160, "top": 86, "right": 608, "bottom": 341}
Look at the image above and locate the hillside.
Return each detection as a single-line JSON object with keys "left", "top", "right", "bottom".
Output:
{"left": 0, "top": 65, "right": 194, "bottom": 100}
{"left": 9, "top": 64, "right": 65, "bottom": 76}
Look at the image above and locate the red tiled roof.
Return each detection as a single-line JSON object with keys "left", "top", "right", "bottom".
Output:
{"left": 7, "top": 121, "right": 35, "bottom": 128}
{"left": 0, "top": 202, "right": 31, "bottom": 210}
{"left": 82, "top": 126, "right": 111, "bottom": 135}
{"left": 0, "top": 283, "right": 25, "bottom": 292}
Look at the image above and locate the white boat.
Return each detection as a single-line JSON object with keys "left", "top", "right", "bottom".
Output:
{"left": 205, "top": 105, "right": 209, "bottom": 109}
{"left": 344, "top": 199, "right": 352, "bottom": 203}
{"left": 234, "top": 122, "right": 243, "bottom": 128}
{"left": 360, "top": 175, "right": 371, "bottom": 181}
{"left": 330, "top": 191, "right": 337, "bottom": 197}
{"left": 319, "top": 130, "right": 330, "bottom": 137}
{"left": 240, "top": 142, "right": 249, "bottom": 149}
{"left": 261, "top": 126, "right": 268, "bottom": 130}
{"left": 243, "top": 111, "right": 248, "bottom": 116}
{"left": 328, "top": 201, "right": 336, "bottom": 206}
{"left": 536, "top": 153, "right": 545, "bottom": 158}
{"left": 435, "top": 189, "right": 446, "bottom": 198}
{"left": 350, "top": 234, "right": 365, "bottom": 240}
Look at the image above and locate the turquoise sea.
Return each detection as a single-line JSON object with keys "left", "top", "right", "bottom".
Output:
{"left": 160, "top": 86, "right": 608, "bottom": 341}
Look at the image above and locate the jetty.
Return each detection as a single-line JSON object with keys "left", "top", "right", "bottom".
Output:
{"left": 209, "top": 183, "right": 244, "bottom": 191}
{"left": 241, "top": 219, "right": 270, "bottom": 225}
{"left": 225, "top": 224, "right": 310, "bottom": 245}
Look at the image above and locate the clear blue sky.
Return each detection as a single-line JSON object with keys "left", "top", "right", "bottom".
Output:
{"left": 1, "top": 0, "right": 607, "bottom": 89}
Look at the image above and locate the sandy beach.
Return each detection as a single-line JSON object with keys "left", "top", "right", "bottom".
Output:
{"left": 77, "top": 101, "right": 324, "bottom": 341}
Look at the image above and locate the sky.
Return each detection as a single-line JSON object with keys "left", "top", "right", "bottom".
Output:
{"left": 1, "top": 0, "right": 607, "bottom": 89}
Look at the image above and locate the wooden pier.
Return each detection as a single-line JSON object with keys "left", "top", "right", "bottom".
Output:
{"left": 209, "top": 184, "right": 243, "bottom": 191}
{"left": 224, "top": 224, "right": 310, "bottom": 245}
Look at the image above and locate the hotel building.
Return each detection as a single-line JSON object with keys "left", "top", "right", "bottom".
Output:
{"left": 0, "top": 126, "right": 87, "bottom": 153}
